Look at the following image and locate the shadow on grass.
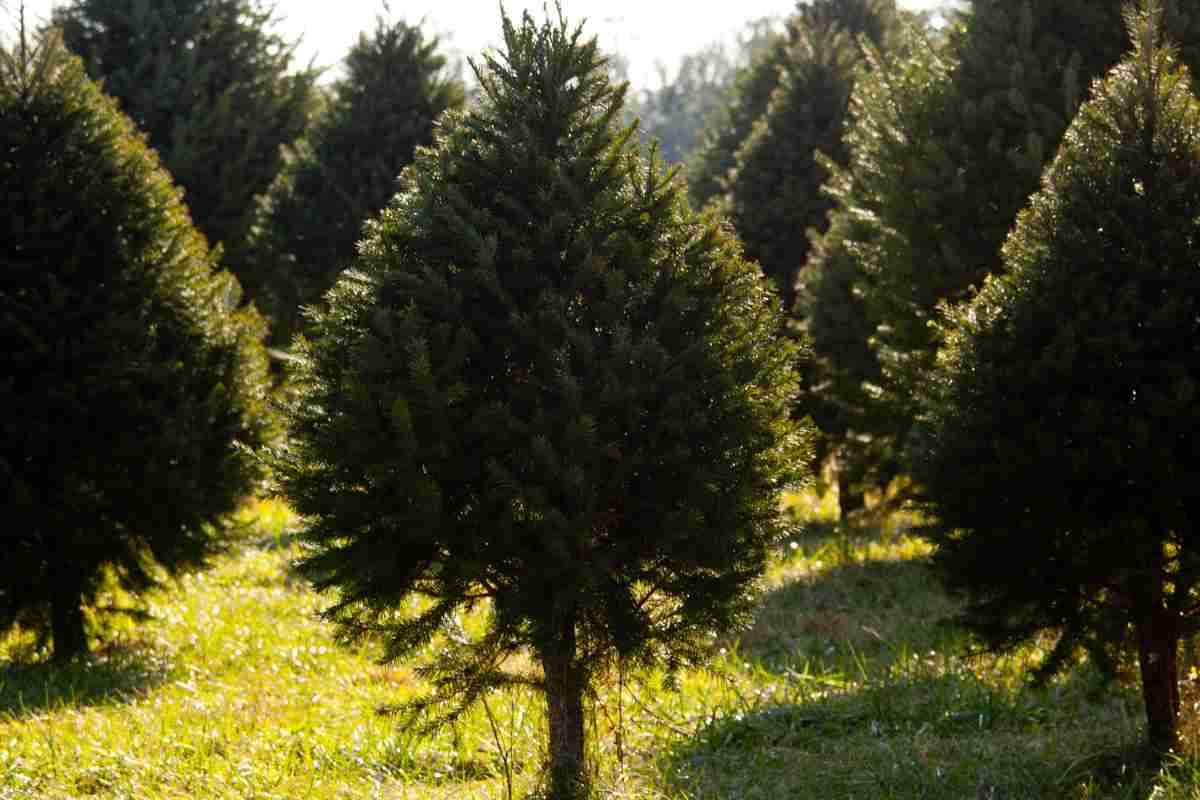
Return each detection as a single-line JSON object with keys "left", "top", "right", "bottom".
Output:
{"left": 660, "top": 668, "right": 1159, "bottom": 800}
{"left": 654, "top": 519, "right": 1186, "bottom": 799}
{"left": 0, "top": 639, "right": 174, "bottom": 719}
{"left": 742, "top": 552, "right": 966, "bottom": 677}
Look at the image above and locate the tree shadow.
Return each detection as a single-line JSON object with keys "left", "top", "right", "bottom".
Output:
{"left": 740, "top": 550, "right": 965, "bottom": 677}
{"left": 655, "top": 522, "right": 1178, "bottom": 798}
{"left": 0, "top": 638, "right": 175, "bottom": 719}
{"left": 659, "top": 668, "right": 1158, "bottom": 799}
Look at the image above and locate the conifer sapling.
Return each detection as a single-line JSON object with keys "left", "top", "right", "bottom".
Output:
{"left": 0, "top": 29, "right": 274, "bottom": 661}
{"left": 270, "top": 7, "right": 812, "bottom": 797}
{"left": 911, "top": 0, "right": 1200, "bottom": 758}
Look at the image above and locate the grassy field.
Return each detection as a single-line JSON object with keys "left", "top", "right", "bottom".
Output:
{"left": 3, "top": 496, "right": 1200, "bottom": 799}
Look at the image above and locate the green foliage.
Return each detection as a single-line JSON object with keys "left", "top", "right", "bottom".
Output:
{"left": 795, "top": 204, "right": 897, "bottom": 516}
{"left": 685, "top": 28, "right": 789, "bottom": 210}
{"left": 795, "top": 24, "right": 951, "bottom": 513}
{"left": 0, "top": 31, "right": 275, "bottom": 660}
{"left": 725, "top": 0, "right": 902, "bottom": 309}
{"left": 911, "top": 3, "right": 1200, "bottom": 757}
{"left": 270, "top": 7, "right": 811, "bottom": 797}
{"left": 255, "top": 14, "right": 465, "bottom": 345}
{"left": 797, "top": 0, "right": 903, "bottom": 53}
{"left": 52, "top": 0, "right": 319, "bottom": 327}
{"left": 687, "top": 0, "right": 914, "bottom": 213}
{"left": 822, "top": 0, "right": 1200, "bottom": 454}
{"left": 800, "top": 0, "right": 1200, "bottom": 511}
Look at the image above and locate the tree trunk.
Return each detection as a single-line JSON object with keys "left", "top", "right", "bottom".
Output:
{"left": 836, "top": 467, "right": 865, "bottom": 520}
{"left": 1136, "top": 609, "right": 1180, "bottom": 760}
{"left": 541, "top": 621, "right": 587, "bottom": 800}
{"left": 834, "top": 444, "right": 866, "bottom": 522}
{"left": 50, "top": 588, "right": 88, "bottom": 662}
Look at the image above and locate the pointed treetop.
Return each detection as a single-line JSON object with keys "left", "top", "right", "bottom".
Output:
{"left": 478, "top": 2, "right": 601, "bottom": 103}
{"left": 1119, "top": 0, "right": 1184, "bottom": 152}
{"left": 1127, "top": 0, "right": 1164, "bottom": 58}
{"left": 18, "top": 0, "right": 28, "bottom": 65}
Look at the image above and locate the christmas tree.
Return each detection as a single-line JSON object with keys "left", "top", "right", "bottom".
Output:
{"left": 271, "top": 8, "right": 811, "bottom": 797}
{"left": 257, "top": 12, "right": 464, "bottom": 343}
{"left": 0, "top": 28, "right": 274, "bottom": 660}
{"left": 912, "top": 1, "right": 1200, "bottom": 758}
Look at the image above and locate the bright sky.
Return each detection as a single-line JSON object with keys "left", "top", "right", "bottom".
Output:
{"left": 7, "top": 0, "right": 942, "bottom": 87}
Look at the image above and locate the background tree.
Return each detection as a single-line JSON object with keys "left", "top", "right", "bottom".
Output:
{"left": 269, "top": 8, "right": 811, "bottom": 798}
{"left": 0, "top": 29, "right": 274, "bottom": 661}
{"left": 626, "top": 16, "right": 782, "bottom": 169}
{"left": 794, "top": 204, "right": 894, "bottom": 517}
{"left": 911, "top": 2, "right": 1200, "bottom": 758}
{"left": 846, "top": 0, "right": 1200, "bottom": 441}
{"left": 255, "top": 12, "right": 465, "bottom": 344}
{"left": 802, "top": 0, "right": 1200, "bottom": 510}
{"left": 685, "top": 21, "right": 789, "bottom": 209}
{"left": 724, "top": 0, "right": 900, "bottom": 309}
{"left": 794, "top": 24, "right": 949, "bottom": 516}
{"left": 626, "top": 43, "right": 738, "bottom": 167}
{"left": 52, "top": 0, "right": 319, "bottom": 329}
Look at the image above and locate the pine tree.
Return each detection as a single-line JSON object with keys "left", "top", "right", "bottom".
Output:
{"left": 848, "top": 0, "right": 1200, "bottom": 444}
{"left": 0, "top": 29, "right": 274, "bottom": 661}
{"left": 269, "top": 8, "right": 811, "bottom": 797}
{"left": 911, "top": 1, "right": 1200, "bottom": 758}
{"left": 795, "top": 23, "right": 951, "bottom": 515}
{"left": 805, "top": 0, "right": 1200, "bottom": 510}
{"left": 52, "top": 0, "right": 318, "bottom": 327}
{"left": 255, "top": 13, "right": 465, "bottom": 344}
{"left": 725, "top": 0, "right": 900, "bottom": 309}
{"left": 686, "top": 28, "right": 788, "bottom": 210}
{"left": 795, "top": 204, "right": 895, "bottom": 517}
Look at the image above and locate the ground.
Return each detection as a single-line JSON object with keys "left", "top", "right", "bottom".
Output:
{"left": 1, "top": 495, "right": 1196, "bottom": 799}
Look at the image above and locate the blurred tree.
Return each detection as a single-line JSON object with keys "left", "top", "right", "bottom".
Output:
{"left": 254, "top": 12, "right": 465, "bottom": 344}
{"left": 795, "top": 23, "right": 948, "bottom": 517}
{"left": 625, "top": 16, "right": 782, "bottom": 169}
{"left": 686, "top": 22, "right": 789, "bottom": 209}
{"left": 0, "top": 29, "right": 274, "bottom": 660}
{"left": 725, "top": 0, "right": 901, "bottom": 309}
{"left": 626, "top": 42, "right": 739, "bottom": 166}
{"left": 52, "top": 0, "right": 319, "bottom": 328}
{"left": 795, "top": 202, "right": 894, "bottom": 517}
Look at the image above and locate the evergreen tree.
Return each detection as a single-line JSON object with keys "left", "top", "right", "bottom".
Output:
{"left": 256, "top": 13, "right": 465, "bottom": 344}
{"left": 805, "top": 0, "right": 1200, "bottom": 510}
{"left": 0, "top": 29, "right": 274, "bottom": 661}
{"left": 795, "top": 205, "right": 894, "bottom": 517}
{"left": 52, "top": 0, "right": 318, "bottom": 326}
{"left": 845, "top": 0, "right": 1200, "bottom": 442}
{"left": 269, "top": 9, "right": 811, "bottom": 797}
{"left": 797, "top": 0, "right": 900, "bottom": 51}
{"left": 796, "top": 24, "right": 950, "bottom": 515}
{"left": 686, "top": 27, "right": 788, "bottom": 210}
{"left": 725, "top": 0, "right": 900, "bottom": 309}
{"left": 911, "top": 2, "right": 1200, "bottom": 758}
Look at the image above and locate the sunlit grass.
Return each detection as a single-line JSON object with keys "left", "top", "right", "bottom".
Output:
{"left": 1, "top": 494, "right": 1198, "bottom": 798}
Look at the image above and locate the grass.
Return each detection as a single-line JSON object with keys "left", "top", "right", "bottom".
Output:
{"left": 2, "top": 495, "right": 1200, "bottom": 798}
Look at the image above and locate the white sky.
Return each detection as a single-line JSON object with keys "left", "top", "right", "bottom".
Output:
{"left": 7, "top": 0, "right": 942, "bottom": 87}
